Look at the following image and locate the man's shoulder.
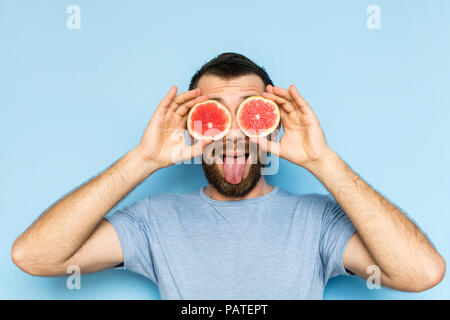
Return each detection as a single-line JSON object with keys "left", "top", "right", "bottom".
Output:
{"left": 140, "top": 187, "right": 331, "bottom": 214}
{"left": 276, "top": 187, "right": 331, "bottom": 204}
{"left": 145, "top": 189, "right": 201, "bottom": 206}
{"left": 146, "top": 187, "right": 330, "bottom": 204}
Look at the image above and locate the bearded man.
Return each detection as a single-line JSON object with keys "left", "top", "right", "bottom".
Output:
{"left": 11, "top": 53, "right": 445, "bottom": 299}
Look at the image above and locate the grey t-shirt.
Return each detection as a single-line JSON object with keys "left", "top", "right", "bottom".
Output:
{"left": 105, "top": 186, "right": 356, "bottom": 299}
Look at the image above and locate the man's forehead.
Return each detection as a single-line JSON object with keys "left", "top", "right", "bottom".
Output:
{"left": 196, "top": 74, "right": 265, "bottom": 96}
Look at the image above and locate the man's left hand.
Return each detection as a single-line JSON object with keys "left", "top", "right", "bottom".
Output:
{"left": 253, "top": 84, "right": 333, "bottom": 170}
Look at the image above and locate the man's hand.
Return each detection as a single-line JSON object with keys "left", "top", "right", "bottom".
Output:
{"left": 135, "top": 86, "right": 212, "bottom": 169}
{"left": 253, "top": 84, "right": 332, "bottom": 170}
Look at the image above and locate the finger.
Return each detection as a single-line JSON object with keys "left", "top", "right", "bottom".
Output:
{"left": 156, "top": 85, "right": 178, "bottom": 114}
{"left": 266, "top": 84, "right": 274, "bottom": 94}
{"left": 168, "top": 88, "right": 202, "bottom": 113}
{"left": 175, "top": 95, "right": 209, "bottom": 117}
{"left": 271, "top": 85, "right": 304, "bottom": 114}
{"left": 262, "top": 92, "right": 297, "bottom": 113}
{"left": 272, "top": 86, "right": 295, "bottom": 102}
{"left": 289, "top": 84, "right": 313, "bottom": 114}
{"left": 250, "top": 136, "right": 280, "bottom": 157}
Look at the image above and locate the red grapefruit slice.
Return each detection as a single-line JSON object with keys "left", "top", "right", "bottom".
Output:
{"left": 237, "top": 96, "right": 280, "bottom": 137}
{"left": 187, "top": 100, "right": 232, "bottom": 140}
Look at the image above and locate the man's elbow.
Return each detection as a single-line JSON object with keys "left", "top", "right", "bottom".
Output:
{"left": 11, "top": 239, "right": 36, "bottom": 276}
{"left": 410, "top": 255, "right": 446, "bottom": 292}
{"left": 423, "top": 255, "right": 446, "bottom": 290}
{"left": 11, "top": 238, "right": 51, "bottom": 277}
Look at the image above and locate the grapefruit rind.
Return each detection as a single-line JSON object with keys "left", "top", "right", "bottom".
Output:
{"left": 187, "top": 100, "right": 232, "bottom": 140}
{"left": 236, "top": 96, "right": 280, "bottom": 138}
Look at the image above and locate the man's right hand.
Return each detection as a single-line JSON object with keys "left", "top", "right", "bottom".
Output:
{"left": 134, "top": 86, "right": 212, "bottom": 170}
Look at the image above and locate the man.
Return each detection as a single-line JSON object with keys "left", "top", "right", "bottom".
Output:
{"left": 12, "top": 53, "right": 445, "bottom": 299}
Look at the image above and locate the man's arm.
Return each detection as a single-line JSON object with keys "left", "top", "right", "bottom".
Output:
{"left": 11, "top": 86, "right": 210, "bottom": 276}
{"left": 259, "top": 84, "right": 446, "bottom": 292}
{"left": 11, "top": 149, "right": 157, "bottom": 276}
{"left": 308, "top": 149, "right": 446, "bottom": 291}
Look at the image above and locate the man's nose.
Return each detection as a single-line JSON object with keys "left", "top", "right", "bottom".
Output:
{"left": 225, "top": 114, "right": 246, "bottom": 142}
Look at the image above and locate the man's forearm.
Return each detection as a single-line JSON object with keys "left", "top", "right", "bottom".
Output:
{"left": 12, "top": 148, "right": 159, "bottom": 270}
{"left": 306, "top": 148, "right": 445, "bottom": 284}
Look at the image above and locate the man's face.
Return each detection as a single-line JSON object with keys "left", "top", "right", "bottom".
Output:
{"left": 196, "top": 74, "right": 266, "bottom": 198}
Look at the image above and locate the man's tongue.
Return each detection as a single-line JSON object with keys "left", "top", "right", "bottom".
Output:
{"left": 223, "top": 156, "right": 246, "bottom": 184}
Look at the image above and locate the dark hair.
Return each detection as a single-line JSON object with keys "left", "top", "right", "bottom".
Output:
{"left": 189, "top": 53, "right": 274, "bottom": 90}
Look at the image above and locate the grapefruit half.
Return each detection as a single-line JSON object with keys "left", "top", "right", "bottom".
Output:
{"left": 237, "top": 96, "right": 280, "bottom": 137}
{"left": 187, "top": 100, "right": 232, "bottom": 140}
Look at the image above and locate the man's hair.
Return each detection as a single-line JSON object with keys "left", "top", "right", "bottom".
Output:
{"left": 189, "top": 52, "right": 274, "bottom": 90}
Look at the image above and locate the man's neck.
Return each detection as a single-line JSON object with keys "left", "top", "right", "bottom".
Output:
{"left": 204, "top": 178, "right": 275, "bottom": 201}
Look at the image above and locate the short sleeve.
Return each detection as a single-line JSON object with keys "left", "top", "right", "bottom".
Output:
{"left": 105, "top": 196, "right": 158, "bottom": 284}
{"left": 319, "top": 195, "right": 357, "bottom": 283}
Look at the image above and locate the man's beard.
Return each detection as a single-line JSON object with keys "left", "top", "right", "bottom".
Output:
{"left": 202, "top": 152, "right": 264, "bottom": 198}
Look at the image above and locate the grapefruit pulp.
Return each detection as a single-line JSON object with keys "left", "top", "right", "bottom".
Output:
{"left": 187, "top": 100, "right": 232, "bottom": 140}
{"left": 237, "top": 96, "right": 280, "bottom": 137}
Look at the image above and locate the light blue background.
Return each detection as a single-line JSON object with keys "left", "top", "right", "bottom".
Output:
{"left": 1, "top": 0, "right": 449, "bottom": 299}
